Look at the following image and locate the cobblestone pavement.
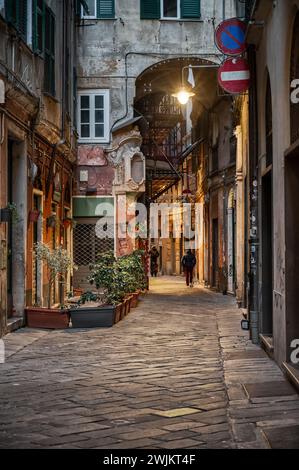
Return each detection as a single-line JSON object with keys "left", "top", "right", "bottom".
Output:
{"left": 1, "top": 277, "right": 299, "bottom": 449}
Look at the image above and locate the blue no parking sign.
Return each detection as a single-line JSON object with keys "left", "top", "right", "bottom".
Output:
{"left": 215, "top": 18, "right": 247, "bottom": 56}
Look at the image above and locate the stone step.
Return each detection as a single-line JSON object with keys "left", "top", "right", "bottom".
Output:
{"left": 260, "top": 334, "right": 274, "bottom": 359}
{"left": 6, "top": 316, "right": 25, "bottom": 334}
{"left": 282, "top": 362, "right": 299, "bottom": 393}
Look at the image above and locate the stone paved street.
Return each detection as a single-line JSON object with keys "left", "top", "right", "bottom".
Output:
{"left": 0, "top": 277, "right": 299, "bottom": 449}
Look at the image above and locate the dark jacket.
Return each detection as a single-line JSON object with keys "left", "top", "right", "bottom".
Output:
{"left": 181, "top": 252, "right": 196, "bottom": 269}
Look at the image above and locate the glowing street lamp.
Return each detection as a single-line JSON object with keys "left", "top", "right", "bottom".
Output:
{"left": 172, "top": 88, "right": 195, "bottom": 105}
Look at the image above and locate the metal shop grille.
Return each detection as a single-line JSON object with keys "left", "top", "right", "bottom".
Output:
{"left": 74, "top": 219, "right": 114, "bottom": 266}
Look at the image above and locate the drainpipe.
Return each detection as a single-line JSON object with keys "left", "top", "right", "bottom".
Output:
{"left": 247, "top": 44, "right": 259, "bottom": 344}
{"left": 223, "top": 0, "right": 225, "bottom": 20}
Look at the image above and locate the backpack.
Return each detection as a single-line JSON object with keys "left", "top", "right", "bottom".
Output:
{"left": 182, "top": 253, "right": 196, "bottom": 268}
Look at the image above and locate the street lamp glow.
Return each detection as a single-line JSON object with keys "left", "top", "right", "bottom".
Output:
{"left": 172, "top": 88, "right": 195, "bottom": 105}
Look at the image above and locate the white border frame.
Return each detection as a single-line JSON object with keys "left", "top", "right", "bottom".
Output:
{"left": 81, "top": 0, "right": 97, "bottom": 19}
{"left": 161, "top": 0, "right": 180, "bottom": 20}
{"left": 77, "top": 89, "right": 110, "bottom": 143}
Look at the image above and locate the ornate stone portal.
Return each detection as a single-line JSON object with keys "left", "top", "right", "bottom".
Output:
{"left": 106, "top": 126, "right": 146, "bottom": 196}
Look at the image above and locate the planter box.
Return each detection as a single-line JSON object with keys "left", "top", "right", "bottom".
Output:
{"left": 120, "top": 302, "right": 126, "bottom": 319}
{"left": 70, "top": 305, "right": 115, "bottom": 328}
{"left": 114, "top": 304, "right": 122, "bottom": 323}
{"left": 130, "top": 292, "right": 139, "bottom": 308}
{"left": 25, "top": 307, "right": 70, "bottom": 329}
{"left": 124, "top": 296, "right": 132, "bottom": 315}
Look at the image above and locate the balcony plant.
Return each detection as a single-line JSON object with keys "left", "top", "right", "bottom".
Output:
{"left": 0, "top": 202, "right": 20, "bottom": 223}
{"left": 28, "top": 209, "right": 41, "bottom": 222}
{"left": 25, "top": 242, "right": 76, "bottom": 329}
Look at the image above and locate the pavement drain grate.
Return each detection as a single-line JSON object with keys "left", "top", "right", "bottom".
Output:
{"left": 151, "top": 408, "right": 202, "bottom": 418}
{"left": 262, "top": 425, "right": 299, "bottom": 449}
{"left": 243, "top": 381, "right": 297, "bottom": 399}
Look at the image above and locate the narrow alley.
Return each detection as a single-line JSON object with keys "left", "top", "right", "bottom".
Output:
{"left": 1, "top": 277, "right": 299, "bottom": 450}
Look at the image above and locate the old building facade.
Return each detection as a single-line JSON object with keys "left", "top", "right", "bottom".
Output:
{"left": 74, "top": 0, "right": 238, "bottom": 289}
{"left": 240, "top": 0, "right": 299, "bottom": 380}
{"left": 0, "top": 0, "right": 77, "bottom": 336}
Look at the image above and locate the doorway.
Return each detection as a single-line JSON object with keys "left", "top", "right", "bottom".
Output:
{"left": 285, "top": 154, "right": 299, "bottom": 361}
{"left": 7, "top": 140, "right": 13, "bottom": 318}
{"left": 261, "top": 170, "right": 273, "bottom": 335}
{"left": 212, "top": 218, "right": 218, "bottom": 288}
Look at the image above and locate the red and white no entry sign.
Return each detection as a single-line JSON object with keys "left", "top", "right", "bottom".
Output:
{"left": 218, "top": 57, "right": 250, "bottom": 94}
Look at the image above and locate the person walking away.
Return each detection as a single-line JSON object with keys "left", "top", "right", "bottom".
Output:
{"left": 181, "top": 249, "right": 196, "bottom": 287}
{"left": 150, "top": 246, "right": 159, "bottom": 277}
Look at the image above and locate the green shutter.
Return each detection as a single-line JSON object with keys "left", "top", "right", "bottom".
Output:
{"left": 18, "top": 0, "right": 28, "bottom": 40}
{"left": 181, "top": 0, "right": 201, "bottom": 19}
{"left": 140, "top": 0, "right": 160, "bottom": 19}
{"left": 5, "top": 0, "right": 28, "bottom": 40}
{"left": 32, "top": 0, "right": 45, "bottom": 53}
{"left": 5, "top": 0, "right": 17, "bottom": 24}
{"left": 97, "top": 0, "right": 115, "bottom": 18}
{"left": 44, "top": 7, "right": 55, "bottom": 95}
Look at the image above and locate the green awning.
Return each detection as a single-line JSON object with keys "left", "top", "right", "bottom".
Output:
{"left": 73, "top": 197, "right": 114, "bottom": 217}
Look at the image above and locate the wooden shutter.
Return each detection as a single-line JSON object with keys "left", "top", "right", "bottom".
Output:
{"left": 44, "top": 6, "right": 55, "bottom": 95}
{"left": 140, "top": 0, "right": 160, "bottom": 19}
{"left": 18, "top": 0, "right": 28, "bottom": 40}
{"left": 5, "top": 0, "right": 17, "bottom": 25}
{"left": 97, "top": 0, "right": 115, "bottom": 18}
{"left": 181, "top": 0, "right": 201, "bottom": 19}
{"left": 32, "top": 0, "right": 45, "bottom": 53}
{"left": 5, "top": 0, "right": 27, "bottom": 40}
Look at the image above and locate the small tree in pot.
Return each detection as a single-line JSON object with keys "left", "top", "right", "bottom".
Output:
{"left": 26, "top": 242, "right": 75, "bottom": 329}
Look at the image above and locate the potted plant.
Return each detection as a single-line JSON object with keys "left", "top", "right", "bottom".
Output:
{"left": 29, "top": 209, "right": 41, "bottom": 222}
{"left": 25, "top": 242, "right": 75, "bottom": 329}
{"left": 69, "top": 252, "right": 125, "bottom": 328}
{"left": 0, "top": 202, "right": 20, "bottom": 223}
{"left": 46, "top": 214, "right": 57, "bottom": 229}
{"left": 62, "top": 217, "right": 75, "bottom": 229}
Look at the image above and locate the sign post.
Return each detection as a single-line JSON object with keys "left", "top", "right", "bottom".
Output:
{"left": 215, "top": 18, "right": 247, "bottom": 56}
{"left": 218, "top": 57, "right": 250, "bottom": 94}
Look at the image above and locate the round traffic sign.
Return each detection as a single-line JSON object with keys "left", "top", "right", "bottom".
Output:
{"left": 218, "top": 57, "right": 250, "bottom": 94}
{"left": 215, "top": 18, "right": 247, "bottom": 56}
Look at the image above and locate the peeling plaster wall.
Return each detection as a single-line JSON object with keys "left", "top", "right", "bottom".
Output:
{"left": 254, "top": 0, "right": 299, "bottom": 365}
{"left": 77, "top": 1, "right": 236, "bottom": 134}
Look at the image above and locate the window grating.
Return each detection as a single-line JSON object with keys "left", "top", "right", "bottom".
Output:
{"left": 74, "top": 220, "right": 114, "bottom": 266}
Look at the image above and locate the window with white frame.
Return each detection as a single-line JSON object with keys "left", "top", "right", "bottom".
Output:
{"left": 81, "top": 0, "right": 96, "bottom": 19}
{"left": 81, "top": 0, "right": 115, "bottom": 19}
{"left": 162, "top": 0, "right": 179, "bottom": 19}
{"left": 78, "top": 90, "right": 110, "bottom": 143}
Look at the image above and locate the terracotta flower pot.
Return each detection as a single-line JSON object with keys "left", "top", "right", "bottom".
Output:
{"left": 120, "top": 302, "right": 126, "bottom": 319}
{"left": 29, "top": 210, "right": 40, "bottom": 222}
{"left": 125, "top": 295, "right": 133, "bottom": 315}
{"left": 63, "top": 219, "right": 71, "bottom": 228}
{"left": 130, "top": 292, "right": 139, "bottom": 308}
{"left": 25, "top": 307, "right": 70, "bottom": 329}
{"left": 114, "top": 303, "right": 122, "bottom": 323}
